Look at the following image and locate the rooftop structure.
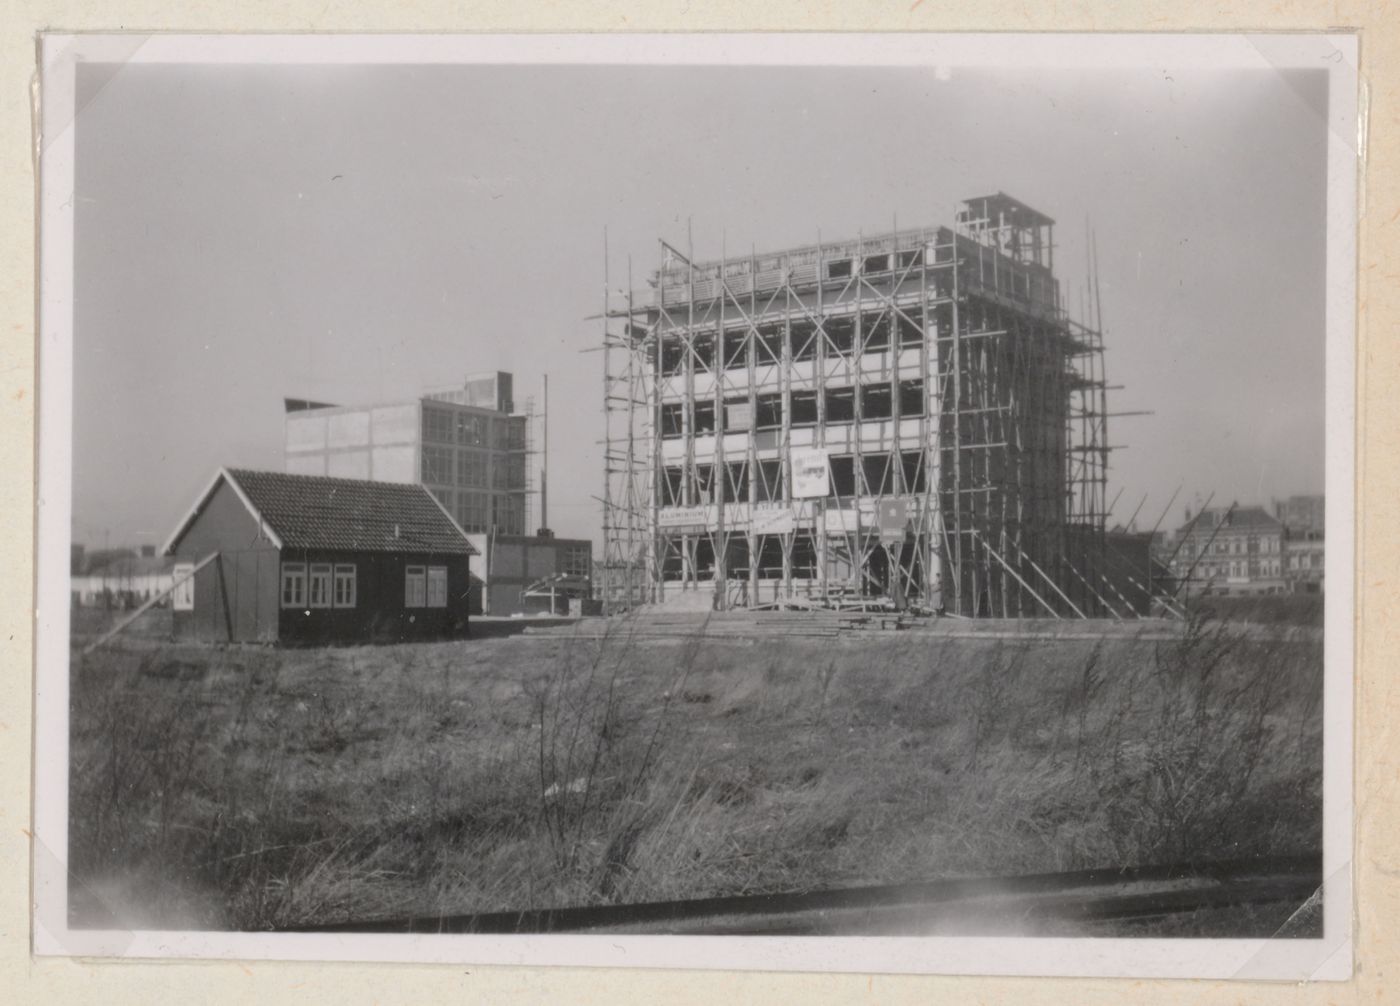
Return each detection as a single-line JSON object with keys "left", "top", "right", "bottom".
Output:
{"left": 600, "top": 194, "right": 1119, "bottom": 617}
{"left": 1275, "top": 494, "right": 1325, "bottom": 538}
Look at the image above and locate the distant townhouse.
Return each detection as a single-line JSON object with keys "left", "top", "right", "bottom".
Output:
{"left": 1169, "top": 505, "right": 1286, "bottom": 596}
{"left": 70, "top": 545, "right": 175, "bottom": 608}
{"left": 1275, "top": 493, "right": 1325, "bottom": 594}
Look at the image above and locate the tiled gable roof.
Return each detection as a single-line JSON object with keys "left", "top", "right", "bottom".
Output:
{"left": 225, "top": 469, "right": 475, "bottom": 555}
{"left": 1177, "top": 505, "right": 1282, "bottom": 537}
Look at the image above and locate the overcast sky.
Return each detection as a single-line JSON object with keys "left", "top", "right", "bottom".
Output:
{"left": 71, "top": 61, "right": 1329, "bottom": 549}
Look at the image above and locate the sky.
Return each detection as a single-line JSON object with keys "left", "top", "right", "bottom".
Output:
{"left": 71, "top": 61, "right": 1330, "bottom": 550}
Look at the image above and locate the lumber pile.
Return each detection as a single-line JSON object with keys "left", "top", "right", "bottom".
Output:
{"left": 522, "top": 609, "right": 913, "bottom": 640}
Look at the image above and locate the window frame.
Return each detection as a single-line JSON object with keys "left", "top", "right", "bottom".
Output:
{"left": 562, "top": 544, "right": 591, "bottom": 578}
{"left": 426, "top": 566, "right": 448, "bottom": 609}
{"left": 280, "top": 562, "right": 307, "bottom": 609}
{"left": 333, "top": 564, "right": 357, "bottom": 608}
{"left": 308, "top": 563, "right": 333, "bottom": 608}
{"left": 171, "top": 562, "right": 195, "bottom": 611}
{"left": 405, "top": 565, "right": 427, "bottom": 608}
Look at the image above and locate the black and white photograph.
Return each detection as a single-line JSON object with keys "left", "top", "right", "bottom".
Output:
{"left": 33, "top": 33, "right": 1357, "bottom": 978}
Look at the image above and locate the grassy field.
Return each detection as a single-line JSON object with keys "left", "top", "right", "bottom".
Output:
{"left": 67, "top": 609, "right": 1323, "bottom": 935}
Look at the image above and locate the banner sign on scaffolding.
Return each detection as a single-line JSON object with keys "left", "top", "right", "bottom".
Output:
{"left": 751, "top": 504, "right": 798, "bottom": 535}
{"left": 876, "top": 498, "right": 911, "bottom": 543}
{"left": 791, "top": 448, "right": 830, "bottom": 499}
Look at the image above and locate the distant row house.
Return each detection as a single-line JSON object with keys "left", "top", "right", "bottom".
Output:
{"left": 1154, "top": 494, "right": 1325, "bottom": 596}
{"left": 70, "top": 545, "right": 175, "bottom": 609}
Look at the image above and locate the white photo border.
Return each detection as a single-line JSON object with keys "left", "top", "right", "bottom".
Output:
{"left": 33, "top": 31, "right": 1359, "bottom": 980}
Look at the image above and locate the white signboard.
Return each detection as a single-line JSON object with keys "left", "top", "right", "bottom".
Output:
{"left": 751, "top": 505, "right": 798, "bottom": 535}
{"left": 657, "top": 506, "right": 713, "bottom": 531}
{"left": 725, "top": 401, "right": 753, "bottom": 430}
{"left": 791, "top": 448, "right": 830, "bottom": 499}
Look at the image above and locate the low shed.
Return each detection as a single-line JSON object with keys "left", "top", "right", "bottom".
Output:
{"left": 164, "top": 468, "right": 477, "bottom": 645}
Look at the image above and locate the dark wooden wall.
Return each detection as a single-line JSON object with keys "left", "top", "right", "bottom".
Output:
{"left": 277, "top": 550, "right": 472, "bottom": 645}
{"left": 170, "top": 480, "right": 474, "bottom": 645}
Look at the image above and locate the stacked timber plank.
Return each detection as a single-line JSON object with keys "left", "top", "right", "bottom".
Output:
{"left": 522, "top": 609, "right": 911, "bottom": 640}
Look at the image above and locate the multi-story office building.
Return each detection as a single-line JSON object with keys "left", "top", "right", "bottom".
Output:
{"left": 601, "top": 194, "right": 1120, "bottom": 617}
{"left": 284, "top": 372, "right": 596, "bottom": 615}
{"left": 284, "top": 371, "right": 530, "bottom": 536}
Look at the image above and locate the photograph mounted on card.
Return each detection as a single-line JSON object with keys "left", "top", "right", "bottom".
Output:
{"left": 32, "top": 31, "right": 1356, "bottom": 979}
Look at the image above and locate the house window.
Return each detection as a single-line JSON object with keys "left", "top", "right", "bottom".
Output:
{"left": 791, "top": 321, "right": 818, "bottom": 362}
{"left": 422, "top": 445, "right": 453, "bottom": 484}
{"left": 457, "top": 451, "right": 487, "bottom": 487}
{"left": 790, "top": 390, "right": 818, "bottom": 426}
{"left": 899, "top": 379, "right": 926, "bottom": 418}
{"left": 281, "top": 563, "right": 307, "bottom": 608}
{"left": 863, "top": 316, "right": 891, "bottom": 352}
{"left": 506, "top": 455, "right": 527, "bottom": 490}
{"left": 828, "top": 455, "right": 857, "bottom": 498}
{"left": 659, "top": 336, "right": 686, "bottom": 375}
{"left": 492, "top": 495, "right": 525, "bottom": 535}
{"left": 755, "top": 393, "right": 783, "bottom": 430}
{"left": 660, "top": 402, "right": 685, "bottom": 438}
{"left": 897, "top": 312, "right": 924, "bottom": 346}
{"left": 334, "top": 565, "right": 357, "bottom": 607}
{"left": 755, "top": 458, "right": 783, "bottom": 502}
{"left": 562, "top": 544, "right": 591, "bottom": 577}
{"left": 422, "top": 406, "right": 455, "bottom": 444}
{"left": 427, "top": 566, "right": 448, "bottom": 608}
{"left": 901, "top": 451, "right": 926, "bottom": 493}
{"left": 172, "top": 563, "right": 194, "bottom": 611}
{"left": 724, "top": 461, "right": 748, "bottom": 504}
{"left": 456, "top": 413, "right": 487, "bottom": 446}
{"left": 405, "top": 565, "right": 426, "bottom": 607}
{"left": 693, "top": 400, "right": 716, "bottom": 435}
{"left": 659, "top": 466, "right": 684, "bottom": 507}
{"left": 824, "top": 386, "right": 856, "bottom": 423}
{"left": 861, "top": 384, "right": 893, "bottom": 421}
{"left": 308, "top": 564, "right": 333, "bottom": 608}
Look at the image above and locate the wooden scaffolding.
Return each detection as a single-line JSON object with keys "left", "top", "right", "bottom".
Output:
{"left": 600, "top": 194, "right": 1116, "bottom": 618}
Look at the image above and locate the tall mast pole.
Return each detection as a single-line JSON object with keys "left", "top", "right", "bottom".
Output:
{"left": 540, "top": 372, "right": 549, "bottom": 532}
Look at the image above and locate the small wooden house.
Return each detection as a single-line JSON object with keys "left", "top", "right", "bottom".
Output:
{"left": 163, "top": 468, "right": 477, "bottom": 645}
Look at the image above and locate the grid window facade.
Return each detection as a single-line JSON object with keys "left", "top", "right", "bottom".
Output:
{"left": 456, "top": 492, "right": 490, "bottom": 533}
{"left": 457, "top": 413, "right": 488, "bottom": 446}
{"left": 422, "top": 406, "right": 455, "bottom": 444}
{"left": 422, "top": 445, "right": 454, "bottom": 484}
{"left": 562, "top": 544, "right": 591, "bottom": 577}
{"left": 457, "top": 450, "right": 487, "bottom": 488}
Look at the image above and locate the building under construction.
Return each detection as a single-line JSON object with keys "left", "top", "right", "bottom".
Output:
{"left": 601, "top": 194, "right": 1129, "bottom": 618}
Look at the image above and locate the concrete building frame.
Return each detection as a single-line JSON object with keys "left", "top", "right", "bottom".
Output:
{"left": 601, "top": 195, "right": 1113, "bottom": 617}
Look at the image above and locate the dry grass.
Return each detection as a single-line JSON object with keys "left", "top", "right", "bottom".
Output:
{"left": 67, "top": 612, "right": 1323, "bottom": 933}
